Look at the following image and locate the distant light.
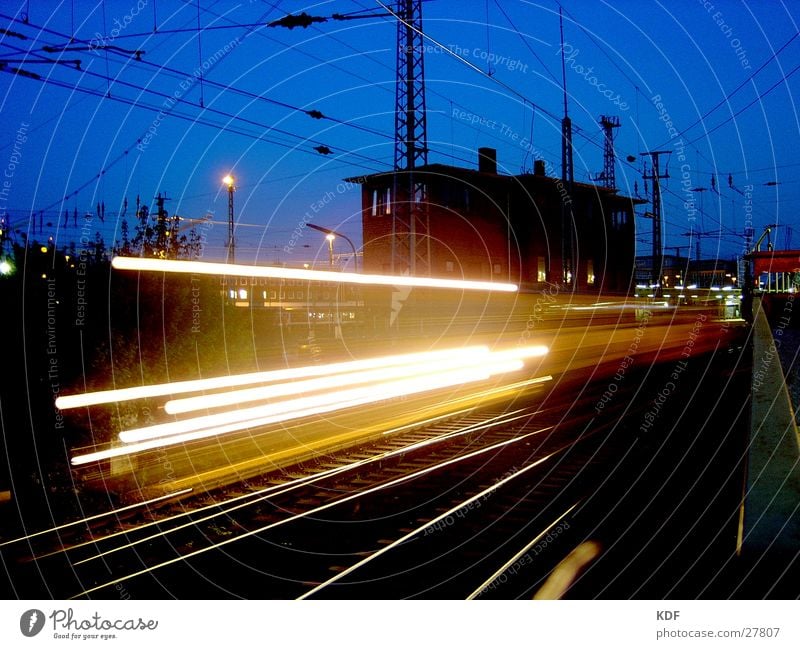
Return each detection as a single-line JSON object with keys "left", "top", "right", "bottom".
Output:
{"left": 0, "top": 260, "right": 11, "bottom": 275}
{"left": 40, "top": 246, "right": 48, "bottom": 253}
{"left": 222, "top": 174, "right": 234, "bottom": 187}
{"left": 111, "top": 256, "right": 519, "bottom": 292}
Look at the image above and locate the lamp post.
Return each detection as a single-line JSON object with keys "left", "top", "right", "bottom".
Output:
{"left": 306, "top": 223, "right": 358, "bottom": 271}
{"left": 223, "top": 174, "right": 235, "bottom": 264}
{"left": 325, "top": 233, "right": 335, "bottom": 268}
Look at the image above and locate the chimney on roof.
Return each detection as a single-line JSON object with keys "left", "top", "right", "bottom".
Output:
{"left": 534, "top": 159, "right": 546, "bottom": 176}
{"left": 478, "top": 147, "right": 497, "bottom": 174}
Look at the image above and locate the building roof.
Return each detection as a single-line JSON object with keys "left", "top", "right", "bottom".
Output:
{"left": 346, "top": 162, "right": 646, "bottom": 205}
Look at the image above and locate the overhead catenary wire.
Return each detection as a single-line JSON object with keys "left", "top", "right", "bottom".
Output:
{"left": 653, "top": 30, "right": 800, "bottom": 150}
{"left": 2, "top": 1, "right": 796, "bottom": 260}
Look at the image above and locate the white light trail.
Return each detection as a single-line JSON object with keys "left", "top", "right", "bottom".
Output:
{"left": 69, "top": 346, "right": 548, "bottom": 466}
{"left": 70, "top": 361, "right": 521, "bottom": 466}
{"left": 111, "top": 256, "right": 518, "bottom": 292}
{"left": 164, "top": 345, "right": 548, "bottom": 415}
{"left": 119, "top": 360, "right": 524, "bottom": 443}
{"left": 56, "top": 345, "right": 490, "bottom": 410}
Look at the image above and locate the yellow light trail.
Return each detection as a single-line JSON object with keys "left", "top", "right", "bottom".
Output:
{"left": 111, "top": 256, "right": 518, "bottom": 292}
{"left": 56, "top": 345, "right": 490, "bottom": 410}
{"left": 164, "top": 345, "right": 548, "bottom": 415}
{"left": 70, "top": 360, "right": 527, "bottom": 466}
{"left": 119, "top": 360, "right": 523, "bottom": 443}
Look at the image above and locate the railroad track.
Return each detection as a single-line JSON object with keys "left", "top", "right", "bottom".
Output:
{"left": 1, "top": 343, "right": 749, "bottom": 599}
{"left": 0, "top": 366, "right": 635, "bottom": 599}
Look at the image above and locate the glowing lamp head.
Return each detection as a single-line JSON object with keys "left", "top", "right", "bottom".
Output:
{"left": 222, "top": 174, "right": 234, "bottom": 188}
{"left": 325, "top": 233, "right": 335, "bottom": 242}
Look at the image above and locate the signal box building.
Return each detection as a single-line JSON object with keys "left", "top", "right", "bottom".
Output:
{"left": 349, "top": 148, "right": 642, "bottom": 293}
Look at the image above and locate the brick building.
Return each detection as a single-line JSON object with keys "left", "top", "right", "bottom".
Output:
{"left": 350, "top": 149, "right": 642, "bottom": 293}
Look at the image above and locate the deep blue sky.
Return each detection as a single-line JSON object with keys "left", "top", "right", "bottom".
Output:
{"left": 1, "top": 0, "right": 798, "bottom": 266}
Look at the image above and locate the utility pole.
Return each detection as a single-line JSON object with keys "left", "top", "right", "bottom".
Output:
{"left": 392, "top": 0, "right": 429, "bottom": 276}
{"left": 559, "top": 8, "right": 575, "bottom": 288}
{"left": 690, "top": 186, "right": 708, "bottom": 261}
{"left": 154, "top": 192, "right": 171, "bottom": 258}
{"left": 641, "top": 150, "right": 670, "bottom": 291}
{"left": 223, "top": 175, "right": 235, "bottom": 264}
{"left": 598, "top": 115, "right": 620, "bottom": 189}
{"left": 268, "top": 2, "right": 428, "bottom": 275}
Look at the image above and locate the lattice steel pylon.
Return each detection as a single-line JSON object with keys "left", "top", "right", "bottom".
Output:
{"left": 392, "top": 0, "right": 430, "bottom": 276}
{"left": 641, "top": 150, "right": 670, "bottom": 291}
{"left": 598, "top": 115, "right": 620, "bottom": 189}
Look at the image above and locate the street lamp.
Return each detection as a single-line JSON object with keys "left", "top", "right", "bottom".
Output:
{"left": 306, "top": 223, "right": 358, "bottom": 271}
{"left": 222, "top": 174, "right": 235, "bottom": 263}
{"left": 325, "top": 233, "right": 335, "bottom": 268}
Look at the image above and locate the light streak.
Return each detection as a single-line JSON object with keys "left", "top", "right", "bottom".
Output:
{"left": 164, "top": 345, "right": 548, "bottom": 415}
{"left": 70, "top": 361, "right": 526, "bottom": 466}
{"left": 56, "top": 345, "right": 490, "bottom": 410}
{"left": 111, "top": 256, "right": 518, "bottom": 292}
{"left": 465, "top": 502, "right": 580, "bottom": 599}
{"left": 120, "top": 360, "right": 522, "bottom": 443}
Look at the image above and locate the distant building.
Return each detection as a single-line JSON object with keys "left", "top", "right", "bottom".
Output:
{"left": 635, "top": 255, "right": 738, "bottom": 289}
{"left": 349, "top": 149, "right": 643, "bottom": 293}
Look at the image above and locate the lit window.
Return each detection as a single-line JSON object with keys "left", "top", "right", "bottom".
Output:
{"left": 587, "top": 260, "right": 595, "bottom": 285}
{"left": 238, "top": 288, "right": 248, "bottom": 300}
{"left": 537, "top": 256, "right": 546, "bottom": 282}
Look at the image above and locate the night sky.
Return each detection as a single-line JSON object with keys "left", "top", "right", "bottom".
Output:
{"left": 1, "top": 0, "right": 798, "bottom": 267}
